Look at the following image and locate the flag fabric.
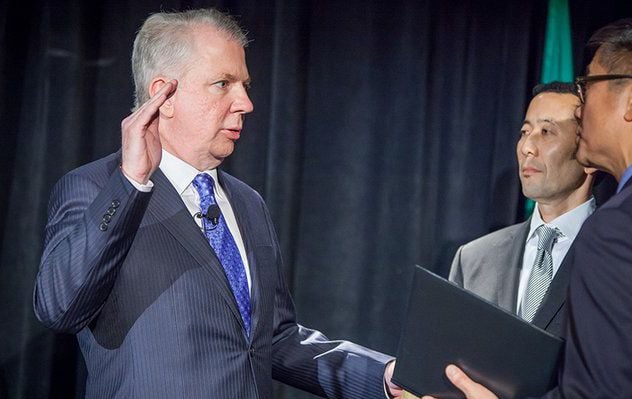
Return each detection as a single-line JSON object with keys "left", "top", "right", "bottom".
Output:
{"left": 541, "top": 0, "right": 574, "bottom": 83}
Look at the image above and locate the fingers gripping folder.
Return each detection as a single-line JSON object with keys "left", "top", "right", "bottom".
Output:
{"left": 393, "top": 265, "right": 563, "bottom": 399}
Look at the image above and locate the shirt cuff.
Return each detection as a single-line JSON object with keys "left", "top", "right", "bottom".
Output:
{"left": 122, "top": 171, "right": 154, "bottom": 192}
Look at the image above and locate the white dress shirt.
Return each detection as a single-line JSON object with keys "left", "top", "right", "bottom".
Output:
{"left": 124, "top": 150, "right": 252, "bottom": 291}
{"left": 516, "top": 198, "right": 596, "bottom": 313}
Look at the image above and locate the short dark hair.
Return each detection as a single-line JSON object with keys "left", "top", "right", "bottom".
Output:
{"left": 532, "top": 81, "right": 577, "bottom": 97}
{"left": 587, "top": 18, "right": 632, "bottom": 74}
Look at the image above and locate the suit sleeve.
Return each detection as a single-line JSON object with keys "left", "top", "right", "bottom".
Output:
{"left": 33, "top": 168, "right": 151, "bottom": 333}
{"left": 556, "top": 205, "right": 632, "bottom": 398}
{"left": 261, "top": 205, "right": 393, "bottom": 399}
{"left": 449, "top": 245, "right": 465, "bottom": 286}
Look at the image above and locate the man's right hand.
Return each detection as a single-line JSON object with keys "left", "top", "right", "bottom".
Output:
{"left": 121, "top": 80, "right": 178, "bottom": 185}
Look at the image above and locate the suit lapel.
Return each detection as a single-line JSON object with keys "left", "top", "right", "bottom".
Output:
{"left": 217, "top": 170, "right": 261, "bottom": 340}
{"left": 531, "top": 241, "right": 573, "bottom": 330}
{"left": 496, "top": 220, "right": 530, "bottom": 313}
{"left": 148, "top": 169, "right": 246, "bottom": 334}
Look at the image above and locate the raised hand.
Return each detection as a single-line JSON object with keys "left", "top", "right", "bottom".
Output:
{"left": 121, "top": 80, "right": 177, "bottom": 184}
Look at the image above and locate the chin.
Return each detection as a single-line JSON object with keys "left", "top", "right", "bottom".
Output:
{"left": 575, "top": 147, "right": 592, "bottom": 168}
{"left": 212, "top": 146, "right": 235, "bottom": 163}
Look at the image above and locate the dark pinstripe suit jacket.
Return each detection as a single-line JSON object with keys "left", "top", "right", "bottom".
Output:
{"left": 34, "top": 152, "right": 391, "bottom": 399}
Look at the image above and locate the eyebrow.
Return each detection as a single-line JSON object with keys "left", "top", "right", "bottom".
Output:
{"left": 522, "top": 118, "right": 576, "bottom": 126}
{"left": 220, "top": 73, "right": 251, "bottom": 85}
{"left": 537, "top": 118, "right": 558, "bottom": 125}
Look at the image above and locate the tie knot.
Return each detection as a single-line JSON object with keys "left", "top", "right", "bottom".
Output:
{"left": 192, "top": 173, "right": 215, "bottom": 202}
{"left": 192, "top": 173, "right": 216, "bottom": 201}
{"left": 535, "top": 225, "right": 559, "bottom": 252}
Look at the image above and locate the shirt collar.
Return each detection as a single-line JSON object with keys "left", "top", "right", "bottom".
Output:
{"left": 159, "top": 150, "right": 219, "bottom": 195}
{"left": 527, "top": 197, "right": 596, "bottom": 242}
{"left": 617, "top": 164, "right": 632, "bottom": 193}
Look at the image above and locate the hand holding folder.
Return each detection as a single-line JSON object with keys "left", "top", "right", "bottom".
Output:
{"left": 392, "top": 266, "right": 562, "bottom": 399}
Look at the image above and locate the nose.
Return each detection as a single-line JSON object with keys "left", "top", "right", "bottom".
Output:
{"left": 518, "top": 133, "right": 538, "bottom": 158}
{"left": 232, "top": 85, "right": 254, "bottom": 114}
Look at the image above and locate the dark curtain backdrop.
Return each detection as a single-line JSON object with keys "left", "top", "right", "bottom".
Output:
{"left": 0, "top": 0, "right": 629, "bottom": 398}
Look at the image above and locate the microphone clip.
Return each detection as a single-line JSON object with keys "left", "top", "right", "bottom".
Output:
{"left": 195, "top": 204, "right": 221, "bottom": 227}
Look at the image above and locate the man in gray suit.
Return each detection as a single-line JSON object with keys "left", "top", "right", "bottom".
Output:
{"left": 449, "top": 82, "right": 595, "bottom": 337}
{"left": 33, "top": 8, "right": 402, "bottom": 399}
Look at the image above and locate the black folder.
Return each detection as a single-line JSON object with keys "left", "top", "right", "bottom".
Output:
{"left": 393, "top": 265, "right": 563, "bottom": 399}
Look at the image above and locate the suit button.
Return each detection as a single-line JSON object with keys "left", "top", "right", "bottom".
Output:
{"left": 102, "top": 214, "right": 112, "bottom": 223}
{"left": 111, "top": 199, "right": 120, "bottom": 208}
{"left": 99, "top": 222, "right": 108, "bottom": 231}
{"left": 249, "top": 348, "right": 255, "bottom": 356}
{"left": 106, "top": 207, "right": 116, "bottom": 216}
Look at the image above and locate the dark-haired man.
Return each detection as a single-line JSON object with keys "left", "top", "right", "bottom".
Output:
{"left": 424, "top": 17, "right": 632, "bottom": 399}
{"left": 450, "top": 82, "right": 595, "bottom": 337}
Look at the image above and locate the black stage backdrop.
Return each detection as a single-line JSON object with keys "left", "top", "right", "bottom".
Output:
{"left": 0, "top": 0, "right": 629, "bottom": 398}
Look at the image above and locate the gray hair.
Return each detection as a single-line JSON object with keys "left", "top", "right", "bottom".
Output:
{"left": 131, "top": 8, "right": 248, "bottom": 109}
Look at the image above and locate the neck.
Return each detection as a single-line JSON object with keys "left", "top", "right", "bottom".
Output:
{"left": 614, "top": 153, "right": 632, "bottom": 182}
{"left": 161, "top": 142, "right": 223, "bottom": 172}
{"left": 536, "top": 177, "right": 593, "bottom": 223}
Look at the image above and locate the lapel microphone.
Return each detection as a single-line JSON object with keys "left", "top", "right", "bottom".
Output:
{"left": 195, "top": 204, "right": 221, "bottom": 226}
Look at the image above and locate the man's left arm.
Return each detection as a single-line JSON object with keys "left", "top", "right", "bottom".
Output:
{"left": 259, "top": 203, "right": 400, "bottom": 398}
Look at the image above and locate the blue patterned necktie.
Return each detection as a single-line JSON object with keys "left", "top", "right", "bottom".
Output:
{"left": 192, "top": 173, "right": 251, "bottom": 336}
{"left": 520, "top": 225, "right": 560, "bottom": 322}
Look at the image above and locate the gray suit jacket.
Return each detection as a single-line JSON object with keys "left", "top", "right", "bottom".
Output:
{"left": 449, "top": 220, "right": 570, "bottom": 337}
{"left": 33, "top": 152, "right": 391, "bottom": 399}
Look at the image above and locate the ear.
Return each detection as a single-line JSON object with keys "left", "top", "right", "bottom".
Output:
{"left": 624, "top": 84, "right": 632, "bottom": 122}
{"left": 148, "top": 77, "right": 175, "bottom": 118}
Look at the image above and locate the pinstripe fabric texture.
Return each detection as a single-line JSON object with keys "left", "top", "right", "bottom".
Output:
{"left": 34, "top": 152, "right": 392, "bottom": 399}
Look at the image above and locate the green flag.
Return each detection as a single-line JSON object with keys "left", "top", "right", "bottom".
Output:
{"left": 525, "top": 0, "right": 574, "bottom": 218}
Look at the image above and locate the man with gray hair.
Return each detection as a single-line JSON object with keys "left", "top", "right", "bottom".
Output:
{"left": 33, "top": 8, "right": 402, "bottom": 399}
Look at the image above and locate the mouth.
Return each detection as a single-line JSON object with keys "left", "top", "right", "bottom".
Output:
{"left": 521, "top": 166, "right": 541, "bottom": 177}
{"left": 222, "top": 128, "right": 242, "bottom": 140}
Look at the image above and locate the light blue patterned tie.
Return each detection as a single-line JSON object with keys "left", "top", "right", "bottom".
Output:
{"left": 192, "top": 173, "right": 251, "bottom": 336}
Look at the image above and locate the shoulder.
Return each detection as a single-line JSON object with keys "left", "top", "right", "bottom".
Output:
{"left": 219, "top": 170, "right": 265, "bottom": 205}
{"left": 579, "top": 187, "right": 632, "bottom": 237}
{"left": 47, "top": 152, "right": 122, "bottom": 214}
{"left": 55, "top": 152, "right": 120, "bottom": 190}
{"left": 572, "top": 189, "right": 632, "bottom": 278}
{"left": 458, "top": 222, "right": 527, "bottom": 255}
